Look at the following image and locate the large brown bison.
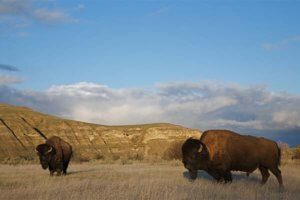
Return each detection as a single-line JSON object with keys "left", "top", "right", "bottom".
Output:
{"left": 36, "top": 136, "right": 72, "bottom": 176}
{"left": 182, "top": 130, "right": 283, "bottom": 188}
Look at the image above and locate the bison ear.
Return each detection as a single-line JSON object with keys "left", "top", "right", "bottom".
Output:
{"left": 36, "top": 145, "right": 41, "bottom": 154}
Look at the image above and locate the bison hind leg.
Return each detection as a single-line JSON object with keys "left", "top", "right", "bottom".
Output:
{"left": 50, "top": 170, "right": 55, "bottom": 176}
{"left": 63, "top": 160, "right": 70, "bottom": 175}
{"left": 269, "top": 166, "right": 283, "bottom": 188}
{"left": 56, "top": 169, "right": 62, "bottom": 176}
{"left": 259, "top": 166, "right": 270, "bottom": 184}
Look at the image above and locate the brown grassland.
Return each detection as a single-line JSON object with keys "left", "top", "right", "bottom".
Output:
{"left": 0, "top": 159, "right": 300, "bottom": 200}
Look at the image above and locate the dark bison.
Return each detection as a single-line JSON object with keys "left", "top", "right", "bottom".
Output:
{"left": 36, "top": 136, "right": 72, "bottom": 176}
{"left": 182, "top": 130, "right": 283, "bottom": 188}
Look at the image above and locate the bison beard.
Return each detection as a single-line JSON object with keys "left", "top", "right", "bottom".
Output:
{"left": 36, "top": 136, "right": 72, "bottom": 176}
{"left": 182, "top": 130, "right": 283, "bottom": 188}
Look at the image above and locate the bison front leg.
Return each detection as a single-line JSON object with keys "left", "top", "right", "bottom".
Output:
{"left": 188, "top": 169, "right": 198, "bottom": 180}
{"left": 223, "top": 171, "right": 232, "bottom": 183}
{"left": 56, "top": 162, "right": 64, "bottom": 176}
{"left": 49, "top": 165, "right": 55, "bottom": 176}
{"left": 50, "top": 170, "right": 55, "bottom": 176}
{"left": 63, "top": 161, "right": 70, "bottom": 175}
{"left": 207, "top": 170, "right": 223, "bottom": 182}
{"left": 56, "top": 169, "right": 62, "bottom": 176}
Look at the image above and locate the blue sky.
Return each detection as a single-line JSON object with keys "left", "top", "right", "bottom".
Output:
{"left": 1, "top": 0, "right": 300, "bottom": 145}
{"left": 1, "top": 0, "right": 300, "bottom": 93}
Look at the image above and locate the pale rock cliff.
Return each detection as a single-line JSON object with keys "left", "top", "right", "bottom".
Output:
{"left": 0, "top": 103, "right": 201, "bottom": 161}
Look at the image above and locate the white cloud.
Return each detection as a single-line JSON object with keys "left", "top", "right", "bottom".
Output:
{"left": 33, "top": 8, "right": 71, "bottom": 23}
{"left": 262, "top": 43, "right": 279, "bottom": 50}
{"left": 149, "top": 6, "right": 170, "bottom": 17}
{"left": 0, "top": 0, "right": 31, "bottom": 15}
{"left": 0, "top": 0, "right": 76, "bottom": 28}
{"left": 47, "top": 82, "right": 111, "bottom": 98}
{"left": 74, "top": 4, "right": 85, "bottom": 11}
{"left": 273, "top": 110, "right": 300, "bottom": 128}
{"left": 0, "top": 74, "right": 24, "bottom": 84}
{"left": 0, "top": 64, "right": 19, "bottom": 71}
{"left": 262, "top": 35, "right": 300, "bottom": 50}
{"left": 1, "top": 81, "right": 300, "bottom": 132}
{"left": 16, "top": 31, "right": 29, "bottom": 37}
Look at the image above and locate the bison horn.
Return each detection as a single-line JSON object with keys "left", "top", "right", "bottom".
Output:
{"left": 198, "top": 144, "right": 203, "bottom": 153}
{"left": 35, "top": 148, "right": 40, "bottom": 155}
{"left": 46, "top": 146, "right": 53, "bottom": 154}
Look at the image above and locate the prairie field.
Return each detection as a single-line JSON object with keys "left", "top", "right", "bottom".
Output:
{"left": 0, "top": 161, "right": 300, "bottom": 200}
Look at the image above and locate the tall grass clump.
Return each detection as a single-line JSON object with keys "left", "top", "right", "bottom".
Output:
{"left": 1, "top": 162, "right": 300, "bottom": 200}
{"left": 163, "top": 140, "right": 184, "bottom": 160}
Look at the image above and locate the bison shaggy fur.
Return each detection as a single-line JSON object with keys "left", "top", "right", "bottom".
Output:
{"left": 36, "top": 136, "right": 72, "bottom": 176}
{"left": 182, "top": 130, "right": 283, "bottom": 188}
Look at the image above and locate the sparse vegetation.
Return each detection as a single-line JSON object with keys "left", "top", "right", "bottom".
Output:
{"left": 0, "top": 161, "right": 300, "bottom": 200}
{"left": 1, "top": 138, "right": 300, "bottom": 199}
{"left": 292, "top": 145, "right": 300, "bottom": 160}
{"left": 1, "top": 104, "right": 299, "bottom": 199}
{"left": 0, "top": 156, "right": 38, "bottom": 165}
{"left": 163, "top": 140, "right": 184, "bottom": 160}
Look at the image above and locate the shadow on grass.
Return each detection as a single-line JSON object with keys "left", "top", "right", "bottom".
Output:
{"left": 182, "top": 170, "right": 260, "bottom": 183}
{"left": 182, "top": 170, "right": 214, "bottom": 181}
{"left": 67, "top": 169, "right": 98, "bottom": 175}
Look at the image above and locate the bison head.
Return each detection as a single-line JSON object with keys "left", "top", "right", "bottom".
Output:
{"left": 36, "top": 144, "right": 55, "bottom": 169}
{"left": 181, "top": 138, "right": 209, "bottom": 180}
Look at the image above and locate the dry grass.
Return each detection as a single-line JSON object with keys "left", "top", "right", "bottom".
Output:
{"left": 163, "top": 140, "right": 184, "bottom": 160}
{"left": 0, "top": 161, "right": 300, "bottom": 200}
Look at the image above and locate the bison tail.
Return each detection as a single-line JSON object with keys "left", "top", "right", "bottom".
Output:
{"left": 278, "top": 146, "right": 281, "bottom": 166}
{"left": 41, "top": 134, "right": 47, "bottom": 140}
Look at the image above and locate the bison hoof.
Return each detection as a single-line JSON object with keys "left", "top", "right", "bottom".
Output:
{"left": 279, "top": 186, "right": 285, "bottom": 193}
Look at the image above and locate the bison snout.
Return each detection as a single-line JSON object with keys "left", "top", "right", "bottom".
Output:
{"left": 41, "top": 163, "right": 48, "bottom": 170}
{"left": 189, "top": 170, "right": 197, "bottom": 180}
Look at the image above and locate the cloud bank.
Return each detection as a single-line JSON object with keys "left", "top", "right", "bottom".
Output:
{"left": 0, "top": 0, "right": 75, "bottom": 34}
{"left": 0, "top": 75, "right": 24, "bottom": 84}
{"left": 0, "top": 64, "right": 19, "bottom": 71}
{"left": 1, "top": 80, "right": 300, "bottom": 135}
{"left": 262, "top": 35, "right": 300, "bottom": 50}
